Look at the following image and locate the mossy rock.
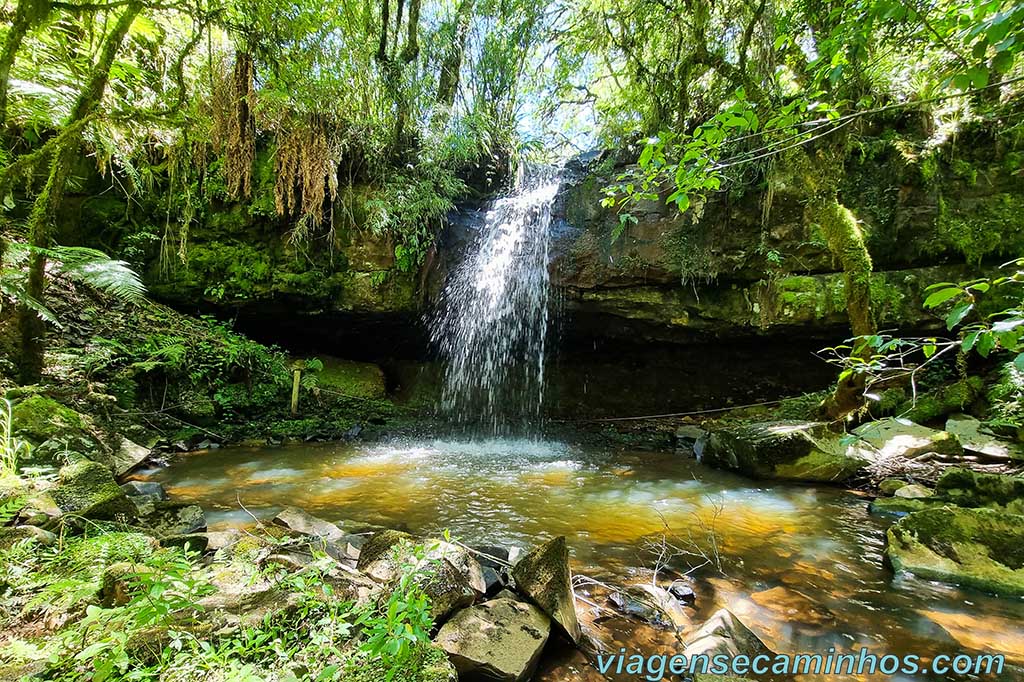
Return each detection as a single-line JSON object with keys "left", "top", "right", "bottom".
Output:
{"left": 869, "top": 496, "right": 942, "bottom": 517}
{"left": 886, "top": 507, "right": 1024, "bottom": 596}
{"left": 50, "top": 460, "right": 135, "bottom": 521}
{"left": 702, "top": 421, "right": 867, "bottom": 482}
{"left": 315, "top": 357, "right": 387, "bottom": 400}
{"left": 878, "top": 478, "right": 908, "bottom": 495}
{"left": 11, "top": 395, "right": 87, "bottom": 446}
{"left": 897, "top": 377, "right": 983, "bottom": 424}
{"left": 935, "top": 468, "right": 1024, "bottom": 514}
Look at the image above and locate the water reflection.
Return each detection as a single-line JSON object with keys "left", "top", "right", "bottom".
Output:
{"left": 139, "top": 439, "right": 1024, "bottom": 681}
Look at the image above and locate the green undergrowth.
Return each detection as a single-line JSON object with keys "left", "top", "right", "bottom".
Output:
{"left": 0, "top": 521, "right": 453, "bottom": 682}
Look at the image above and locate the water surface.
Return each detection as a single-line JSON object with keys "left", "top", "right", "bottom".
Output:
{"left": 139, "top": 440, "right": 1024, "bottom": 681}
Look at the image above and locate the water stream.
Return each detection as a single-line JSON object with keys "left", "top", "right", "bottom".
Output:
{"left": 429, "top": 169, "right": 561, "bottom": 434}
{"left": 139, "top": 441, "right": 1024, "bottom": 681}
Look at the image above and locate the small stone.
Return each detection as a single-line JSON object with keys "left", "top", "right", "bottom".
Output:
{"left": 879, "top": 479, "right": 909, "bottom": 496}
{"left": 894, "top": 483, "right": 934, "bottom": 499}
{"left": 120, "top": 481, "right": 168, "bottom": 500}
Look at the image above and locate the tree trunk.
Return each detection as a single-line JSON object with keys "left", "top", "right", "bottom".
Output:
{"left": 399, "top": 0, "right": 421, "bottom": 63}
{"left": 17, "top": 0, "right": 142, "bottom": 384}
{"left": 376, "top": 0, "right": 389, "bottom": 62}
{"left": 435, "top": 0, "right": 473, "bottom": 108}
{"left": 0, "top": 0, "right": 51, "bottom": 126}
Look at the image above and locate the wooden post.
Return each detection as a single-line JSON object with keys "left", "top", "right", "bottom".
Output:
{"left": 290, "top": 369, "right": 301, "bottom": 415}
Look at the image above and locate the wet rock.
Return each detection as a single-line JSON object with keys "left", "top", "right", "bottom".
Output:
{"left": 675, "top": 425, "right": 707, "bottom": 456}
{"left": 749, "top": 586, "right": 834, "bottom": 626}
{"left": 273, "top": 506, "right": 345, "bottom": 541}
{"left": 668, "top": 582, "right": 696, "bottom": 604}
{"left": 894, "top": 483, "right": 934, "bottom": 499}
{"left": 701, "top": 421, "right": 867, "bottom": 482}
{"left": 511, "top": 536, "right": 582, "bottom": 643}
{"left": 50, "top": 459, "right": 135, "bottom": 521}
{"left": 935, "top": 468, "right": 1024, "bottom": 513}
{"left": 852, "top": 418, "right": 963, "bottom": 460}
{"left": 682, "top": 608, "right": 775, "bottom": 661}
{"left": 435, "top": 598, "right": 551, "bottom": 682}
{"left": 878, "top": 479, "right": 909, "bottom": 495}
{"left": 120, "top": 481, "right": 168, "bottom": 500}
{"left": 609, "top": 584, "right": 691, "bottom": 630}
{"left": 886, "top": 506, "right": 1024, "bottom": 596}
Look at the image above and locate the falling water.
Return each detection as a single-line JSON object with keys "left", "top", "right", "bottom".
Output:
{"left": 430, "top": 168, "right": 562, "bottom": 434}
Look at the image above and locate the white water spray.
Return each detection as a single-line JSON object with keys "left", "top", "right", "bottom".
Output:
{"left": 430, "top": 169, "right": 562, "bottom": 434}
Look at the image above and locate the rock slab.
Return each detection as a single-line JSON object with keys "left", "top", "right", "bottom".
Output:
{"left": 435, "top": 598, "right": 551, "bottom": 682}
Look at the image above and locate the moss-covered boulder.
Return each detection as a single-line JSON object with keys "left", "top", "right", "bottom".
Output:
{"left": 701, "top": 421, "right": 867, "bottom": 482}
{"left": 935, "top": 468, "right": 1024, "bottom": 514}
{"left": 50, "top": 459, "right": 135, "bottom": 521}
{"left": 356, "top": 529, "right": 416, "bottom": 582}
{"left": 886, "top": 507, "right": 1024, "bottom": 596}
{"left": 10, "top": 395, "right": 86, "bottom": 444}
{"left": 879, "top": 478, "right": 909, "bottom": 495}
{"left": 869, "top": 496, "right": 942, "bottom": 517}
{"left": 315, "top": 356, "right": 387, "bottom": 400}
{"left": 897, "top": 377, "right": 983, "bottom": 423}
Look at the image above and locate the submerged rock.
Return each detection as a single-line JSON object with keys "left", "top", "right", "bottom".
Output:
{"left": 50, "top": 459, "right": 135, "bottom": 521}
{"left": 511, "top": 536, "right": 582, "bottom": 643}
{"left": 435, "top": 597, "right": 551, "bottom": 682}
{"left": 852, "top": 418, "right": 963, "bottom": 460}
{"left": 701, "top": 421, "right": 866, "bottom": 482}
{"left": 682, "top": 608, "right": 775, "bottom": 661}
{"left": 886, "top": 506, "right": 1024, "bottom": 596}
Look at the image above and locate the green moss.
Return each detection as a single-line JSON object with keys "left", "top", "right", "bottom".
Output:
{"left": 869, "top": 496, "right": 940, "bottom": 517}
{"left": 935, "top": 468, "right": 1024, "bottom": 514}
{"left": 887, "top": 507, "right": 1024, "bottom": 595}
{"left": 897, "top": 377, "right": 983, "bottom": 423}
{"left": 50, "top": 460, "right": 134, "bottom": 520}
{"left": 987, "top": 361, "right": 1024, "bottom": 428}
{"left": 937, "top": 193, "right": 1024, "bottom": 264}
{"left": 10, "top": 395, "right": 85, "bottom": 445}
{"left": 315, "top": 357, "right": 387, "bottom": 400}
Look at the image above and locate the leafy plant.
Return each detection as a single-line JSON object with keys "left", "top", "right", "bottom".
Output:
{"left": 0, "top": 398, "right": 31, "bottom": 476}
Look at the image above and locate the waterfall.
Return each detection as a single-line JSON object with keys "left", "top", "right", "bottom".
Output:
{"left": 430, "top": 168, "right": 562, "bottom": 434}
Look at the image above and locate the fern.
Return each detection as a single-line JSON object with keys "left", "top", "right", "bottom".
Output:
{"left": 1, "top": 398, "right": 32, "bottom": 475}
{"left": 0, "top": 496, "right": 26, "bottom": 525}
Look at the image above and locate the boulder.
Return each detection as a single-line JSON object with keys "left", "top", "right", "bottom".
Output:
{"left": 682, "top": 609, "right": 775, "bottom": 662}
{"left": 120, "top": 481, "right": 168, "bottom": 500}
{"left": 935, "top": 468, "right": 1024, "bottom": 514}
{"left": 356, "top": 529, "right": 415, "bottom": 582}
{"left": 894, "top": 483, "right": 934, "bottom": 499}
{"left": 609, "top": 584, "right": 691, "bottom": 630}
{"left": 145, "top": 502, "right": 206, "bottom": 537}
{"left": 945, "top": 415, "right": 1024, "bottom": 461}
{"left": 887, "top": 507, "right": 1024, "bottom": 596}
{"left": 105, "top": 437, "right": 152, "bottom": 477}
{"left": 418, "top": 557, "right": 478, "bottom": 623}
{"left": 868, "top": 497, "right": 941, "bottom": 517}
{"left": 852, "top": 419, "right": 963, "bottom": 460}
{"left": 700, "top": 421, "right": 867, "bottom": 482}
{"left": 435, "top": 598, "right": 551, "bottom": 682}
{"left": 511, "top": 536, "right": 581, "bottom": 643}
{"left": 428, "top": 541, "right": 488, "bottom": 596}
{"left": 50, "top": 460, "right": 135, "bottom": 521}
{"left": 273, "top": 506, "right": 345, "bottom": 541}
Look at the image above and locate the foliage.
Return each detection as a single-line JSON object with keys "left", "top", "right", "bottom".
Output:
{"left": 820, "top": 259, "right": 1024, "bottom": 414}
{"left": 0, "top": 398, "right": 31, "bottom": 475}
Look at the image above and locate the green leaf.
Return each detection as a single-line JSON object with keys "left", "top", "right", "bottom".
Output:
{"left": 946, "top": 301, "right": 974, "bottom": 330}
{"left": 923, "top": 286, "right": 962, "bottom": 308}
{"left": 977, "top": 331, "right": 996, "bottom": 357}
{"left": 1014, "top": 353, "right": 1024, "bottom": 371}
{"left": 962, "top": 330, "right": 981, "bottom": 351}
